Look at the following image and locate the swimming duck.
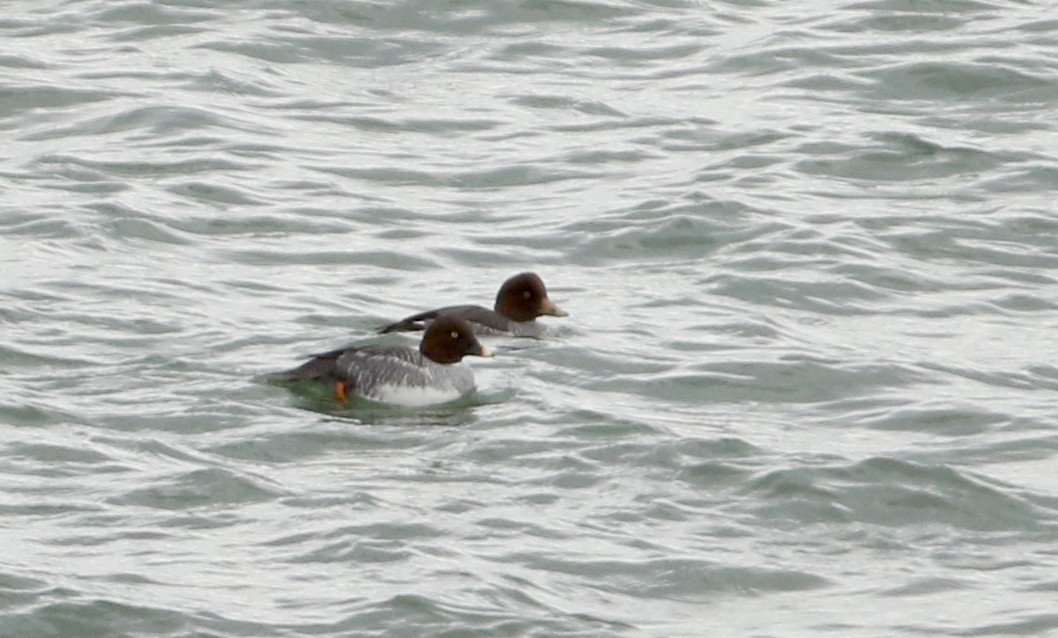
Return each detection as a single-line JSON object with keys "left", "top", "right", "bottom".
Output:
{"left": 267, "top": 316, "right": 492, "bottom": 406}
{"left": 379, "top": 272, "right": 567, "bottom": 337}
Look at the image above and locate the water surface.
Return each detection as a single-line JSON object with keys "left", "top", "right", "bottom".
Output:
{"left": 3, "top": 0, "right": 1058, "bottom": 636}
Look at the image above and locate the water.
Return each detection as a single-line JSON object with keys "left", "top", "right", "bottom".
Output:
{"left": 3, "top": 0, "right": 1058, "bottom": 636}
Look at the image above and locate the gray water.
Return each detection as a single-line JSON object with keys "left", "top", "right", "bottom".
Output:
{"left": 3, "top": 0, "right": 1058, "bottom": 636}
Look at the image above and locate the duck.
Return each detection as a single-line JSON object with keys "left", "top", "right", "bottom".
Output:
{"left": 379, "top": 272, "right": 567, "bottom": 337}
{"left": 266, "top": 316, "right": 492, "bottom": 406}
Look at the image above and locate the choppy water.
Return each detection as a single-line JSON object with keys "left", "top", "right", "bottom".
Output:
{"left": 3, "top": 0, "right": 1058, "bottom": 636}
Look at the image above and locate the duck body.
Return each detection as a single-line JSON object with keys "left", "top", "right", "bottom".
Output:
{"left": 379, "top": 272, "right": 567, "bottom": 337}
{"left": 379, "top": 304, "right": 544, "bottom": 337}
{"left": 268, "top": 316, "right": 490, "bottom": 406}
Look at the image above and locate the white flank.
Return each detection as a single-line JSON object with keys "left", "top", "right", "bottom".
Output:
{"left": 367, "top": 383, "right": 464, "bottom": 407}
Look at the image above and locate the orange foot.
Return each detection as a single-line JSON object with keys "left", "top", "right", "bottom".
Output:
{"left": 334, "top": 380, "right": 348, "bottom": 404}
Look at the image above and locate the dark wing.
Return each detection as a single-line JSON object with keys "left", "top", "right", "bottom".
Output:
{"left": 379, "top": 304, "right": 503, "bottom": 333}
{"left": 262, "top": 346, "right": 354, "bottom": 382}
{"left": 337, "top": 347, "right": 432, "bottom": 388}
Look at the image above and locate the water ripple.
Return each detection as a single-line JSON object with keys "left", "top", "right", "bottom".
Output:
{"left": 4, "top": 0, "right": 1058, "bottom": 636}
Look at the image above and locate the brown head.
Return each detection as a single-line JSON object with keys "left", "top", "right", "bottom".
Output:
{"left": 493, "top": 272, "right": 568, "bottom": 323}
{"left": 420, "top": 316, "right": 493, "bottom": 364}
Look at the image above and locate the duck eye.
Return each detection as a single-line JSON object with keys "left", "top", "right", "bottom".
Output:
{"left": 523, "top": 291, "right": 531, "bottom": 299}
{"left": 450, "top": 331, "right": 459, "bottom": 339}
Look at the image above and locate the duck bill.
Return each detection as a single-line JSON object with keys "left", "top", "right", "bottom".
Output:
{"left": 475, "top": 345, "right": 494, "bottom": 358}
{"left": 539, "top": 298, "right": 568, "bottom": 317}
